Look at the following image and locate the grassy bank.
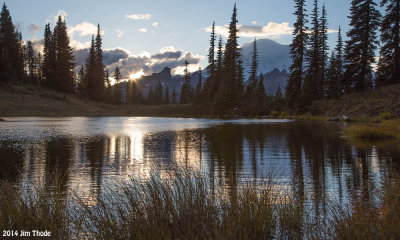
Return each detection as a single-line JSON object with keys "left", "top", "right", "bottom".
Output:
{"left": 1, "top": 171, "right": 399, "bottom": 239}
{"left": 0, "top": 82, "right": 216, "bottom": 118}
{"left": 343, "top": 120, "right": 400, "bottom": 140}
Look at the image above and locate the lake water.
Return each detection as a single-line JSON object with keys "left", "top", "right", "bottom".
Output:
{"left": 1, "top": 117, "right": 399, "bottom": 212}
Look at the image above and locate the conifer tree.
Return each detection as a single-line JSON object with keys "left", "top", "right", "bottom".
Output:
{"left": 164, "top": 86, "right": 170, "bottom": 104}
{"left": 216, "top": 4, "right": 241, "bottom": 110}
{"left": 203, "top": 22, "right": 216, "bottom": 102}
{"left": 147, "top": 87, "right": 154, "bottom": 105}
{"left": 274, "top": 85, "right": 285, "bottom": 111}
{"left": 113, "top": 67, "right": 122, "bottom": 104}
{"left": 77, "top": 65, "right": 86, "bottom": 94}
{"left": 344, "top": 0, "right": 380, "bottom": 92}
{"left": 94, "top": 24, "right": 105, "bottom": 100}
{"left": 180, "top": 61, "right": 192, "bottom": 104}
{"left": 376, "top": 0, "right": 400, "bottom": 86}
{"left": 319, "top": 4, "right": 329, "bottom": 96}
{"left": 286, "top": 0, "right": 308, "bottom": 109}
{"left": 334, "top": 26, "right": 344, "bottom": 94}
{"left": 86, "top": 37, "right": 97, "bottom": 98}
{"left": 155, "top": 80, "right": 163, "bottom": 104}
{"left": 213, "top": 36, "right": 224, "bottom": 101}
{"left": 256, "top": 74, "right": 267, "bottom": 114}
{"left": 325, "top": 52, "right": 339, "bottom": 98}
{"left": 0, "top": 3, "right": 24, "bottom": 82}
{"left": 172, "top": 88, "right": 177, "bottom": 104}
{"left": 303, "top": 0, "right": 321, "bottom": 105}
{"left": 42, "top": 23, "right": 56, "bottom": 88}
{"left": 35, "top": 52, "right": 43, "bottom": 85}
{"left": 105, "top": 69, "right": 112, "bottom": 102}
{"left": 246, "top": 38, "right": 258, "bottom": 97}
{"left": 25, "top": 40, "right": 35, "bottom": 82}
{"left": 53, "top": 15, "right": 75, "bottom": 93}
{"left": 194, "top": 66, "right": 203, "bottom": 104}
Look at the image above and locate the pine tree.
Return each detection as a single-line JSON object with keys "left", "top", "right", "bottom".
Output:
{"left": 77, "top": 65, "right": 86, "bottom": 94}
{"left": 0, "top": 3, "right": 24, "bottom": 82}
{"left": 203, "top": 22, "right": 216, "bottom": 102}
{"left": 180, "top": 61, "right": 192, "bottom": 104}
{"left": 194, "top": 66, "right": 203, "bottom": 104}
{"left": 25, "top": 40, "right": 35, "bottom": 83}
{"left": 335, "top": 26, "right": 344, "bottom": 94}
{"left": 216, "top": 4, "right": 241, "bottom": 110}
{"left": 213, "top": 36, "right": 224, "bottom": 101}
{"left": 274, "top": 85, "right": 285, "bottom": 111}
{"left": 53, "top": 15, "right": 75, "bottom": 93}
{"left": 94, "top": 24, "right": 105, "bottom": 100}
{"left": 376, "top": 0, "right": 400, "bottom": 86}
{"left": 319, "top": 4, "right": 329, "bottom": 96}
{"left": 164, "top": 86, "right": 170, "bottom": 104}
{"left": 246, "top": 38, "right": 258, "bottom": 97}
{"left": 105, "top": 69, "right": 112, "bottom": 102}
{"left": 325, "top": 52, "right": 339, "bottom": 98}
{"left": 303, "top": 0, "right": 321, "bottom": 106}
{"left": 35, "top": 52, "right": 43, "bottom": 85}
{"left": 256, "top": 74, "right": 267, "bottom": 114}
{"left": 86, "top": 37, "right": 97, "bottom": 98}
{"left": 344, "top": 0, "right": 380, "bottom": 92}
{"left": 172, "top": 88, "right": 177, "bottom": 104}
{"left": 42, "top": 23, "right": 56, "bottom": 88}
{"left": 113, "top": 67, "right": 122, "bottom": 104}
{"left": 286, "top": 0, "right": 308, "bottom": 109}
{"left": 155, "top": 80, "right": 163, "bottom": 104}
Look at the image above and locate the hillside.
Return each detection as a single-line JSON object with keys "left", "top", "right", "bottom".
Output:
{"left": 0, "top": 83, "right": 211, "bottom": 118}
{"left": 310, "top": 84, "right": 400, "bottom": 118}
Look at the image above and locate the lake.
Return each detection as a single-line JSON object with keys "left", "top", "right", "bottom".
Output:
{"left": 1, "top": 117, "right": 399, "bottom": 213}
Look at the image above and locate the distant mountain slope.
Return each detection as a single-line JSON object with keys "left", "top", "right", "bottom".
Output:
{"left": 241, "top": 39, "right": 291, "bottom": 75}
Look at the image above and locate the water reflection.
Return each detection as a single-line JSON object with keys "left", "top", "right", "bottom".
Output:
{"left": 0, "top": 118, "right": 399, "bottom": 213}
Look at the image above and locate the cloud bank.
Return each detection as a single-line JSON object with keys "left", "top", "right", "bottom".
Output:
{"left": 126, "top": 13, "right": 152, "bottom": 20}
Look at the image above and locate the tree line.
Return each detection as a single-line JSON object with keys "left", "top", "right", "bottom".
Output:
{"left": 286, "top": 0, "right": 400, "bottom": 111}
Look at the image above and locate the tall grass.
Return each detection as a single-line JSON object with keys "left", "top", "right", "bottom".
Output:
{"left": 344, "top": 120, "right": 400, "bottom": 140}
{"left": 1, "top": 171, "right": 400, "bottom": 239}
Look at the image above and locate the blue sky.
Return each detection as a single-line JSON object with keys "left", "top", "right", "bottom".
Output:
{"left": 4, "top": 0, "right": 362, "bottom": 77}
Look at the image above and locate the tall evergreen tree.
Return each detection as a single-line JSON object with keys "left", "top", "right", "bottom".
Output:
{"left": 53, "top": 15, "right": 75, "bottom": 93}
{"left": 203, "top": 21, "right": 216, "bottom": 102}
{"left": 164, "top": 86, "right": 170, "bottom": 104}
{"left": 25, "top": 40, "right": 35, "bottom": 82}
{"left": 113, "top": 67, "right": 122, "bottom": 104}
{"left": 344, "top": 0, "right": 381, "bottom": 92}
{"left": 213, "top": 36, "right": 224, "bottom": 101}
{"left": 0, "top": 3, "right": 24, "bottom": 82}
{"left": 303, "top": 0, "right": 321, "bottom": 105}
{"left": 286, "top": 0, "right": 308, "bottom": 109}
{"left": 325, "top": 52, "right": 339, "bottom": 98}
{"left": 246, "top": 38, "right": 258, "bottom": 97}
{"left": 42, "top": 23, "right": 56, "bottom": 88}
{"left": 256, "top": 74, "right": 267, "bottom": 114}
{"left": 77, "top": 65, "right": 86, "bottom": 94}
{"left": 194, "top": 66, "right": 203, "bottom": 104}
{"left": 172, "top": 88, "right": 177, "bottom": 104}
{"left": 155, "top": 80, "right": 163, "bottom": 104}
{"left": 334, "top": 26, "right": 344, "bottom": 94}
{"left": 376, "top": 0, "right": 400, "bottom": 86}
{"left": 216, "top": 4, "right": 241, "bottom": 110}
{"left": 85, "top": 37, "right": 97, "bottom": 97}
{"left": 274, "top": 85, "right": 285, "bottom": 111}
{"left": 319, "top": 4, "right": 329, "bottom": 96}
{"left": 180, "top": 61, "right": 192, "bottom": 104}
{"left": 94, "top": 24, "right": 105, "bottom": 100}
{"left": 105, "top": 69, "right": 112, "bottom": 102}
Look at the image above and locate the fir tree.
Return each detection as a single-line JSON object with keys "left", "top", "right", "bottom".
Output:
{"left": 77, "top": 65, "right": 86, "bottom": 94}
{"left": 216, "top": 4, "right": 241, "bottom": 110}
{"left": 376, "top": 0, "right": 400, "bottom": 86}
{"left": 85, "top": 37, "right": 97, "bottom": 98}
{"left": 213, "top": 36, "right": 224, "bottom": 101}
{"left": 325, "top": 52, "right": 339, "bottom": 98}
{"left": 53, "top": 15, "right": 75, "bottom": 93}
{"left": 25, "top": 40, "right": 35, "bottom": 82}
{"left": 194, "top": 66, "right": 203, "bottom": 104}
{"left": 172, "top": 88, "right": 177, "bottom": 104}
{"left": 203, "top": 22, "right": 216, "bottom": 102}
{"left": 105, "top": 69, "right": 112, "bottom": 103}
{"left": 335, "top": 26, "right": 344, "bottom": 94}
{"left": 303, "top": 0, "right": 321, "bottom": 105}
{"left": 155, "top": 80, "right": 163, "bottom": 104}
{"left": 35, "top": 52, "right": 43, "bottom": 85}
{"left": 42, "top": 23, "right": 56, "bottom": 88}
{"left": 94, "top": 24, "right": 105, "bottom": 100}
{"left": 0, "top": 3, "right": 24, "bottom": 82}
{"left": 164, "top": 86, "right": 170, "bottom": 104}
{"left": 113, "top": 67, "right": 122, "bottom": 105}
{"left": 180, "top": 61, "right": 192, "bottom": 104}
{"left": 274, "top": 85, "right": 285, "bottom": 111}
{"left": 256, "top": 74, "right": 267, "bottom": 114}
{"left": 246, "top": 38, "right": 258, "bottom": 97}
{"left": 286, "top": 0, "right": 308, "bottom": 109}
{"left": 319, "top": 4, "right": 329, "bottom": 96}
{"left": 344, "top": 0, "right": 380, "bottom": 92}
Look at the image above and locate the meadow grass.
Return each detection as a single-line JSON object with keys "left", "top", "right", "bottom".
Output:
{"left": 1, "top": 171, "right": 399, "bottom": 239}
{"left": 344, "top": 120, "right": 400, "bottom": 140}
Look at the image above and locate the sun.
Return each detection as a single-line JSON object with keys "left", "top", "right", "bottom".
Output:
{"left": 129, "top": 71, "right": 144, "bottom": 80}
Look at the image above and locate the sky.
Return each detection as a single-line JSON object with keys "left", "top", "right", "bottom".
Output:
{"left": 4, "top": 0, "right": 363, "bottom": 78}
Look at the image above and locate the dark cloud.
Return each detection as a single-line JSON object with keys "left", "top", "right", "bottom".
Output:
{"left": 152, "top": 51, "right": 182, "bottom": 60}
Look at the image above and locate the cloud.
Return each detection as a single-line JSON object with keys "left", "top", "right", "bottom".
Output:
{"left": 206, "top": 22, "right": 294, "bottom": 38}
{"left": 252, "top": 21, "right": 257, "bottom": 25}
{"left": 69, "top": 22, "right": 99, "bottom": 37}
{"left": 126, "top": 13, "right": 152, "bottom": 20}
{"left": 116, "top": 29, "right": 126, "bottom": 38}
{"left": 28, "top": 24, "right": 42, "bottom": 39}
{"left": 152, "top": 22, "right": 159, "bottom": 27}
{"left": 138, "top": 28, "right": 148, "bottom": 33}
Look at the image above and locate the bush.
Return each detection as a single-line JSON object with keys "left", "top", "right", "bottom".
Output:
{"left": 380, "top": 112, "right": 392, "bottom": 120}
{"left": 270, "top": 111, "right": 280, "bottom": 119}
